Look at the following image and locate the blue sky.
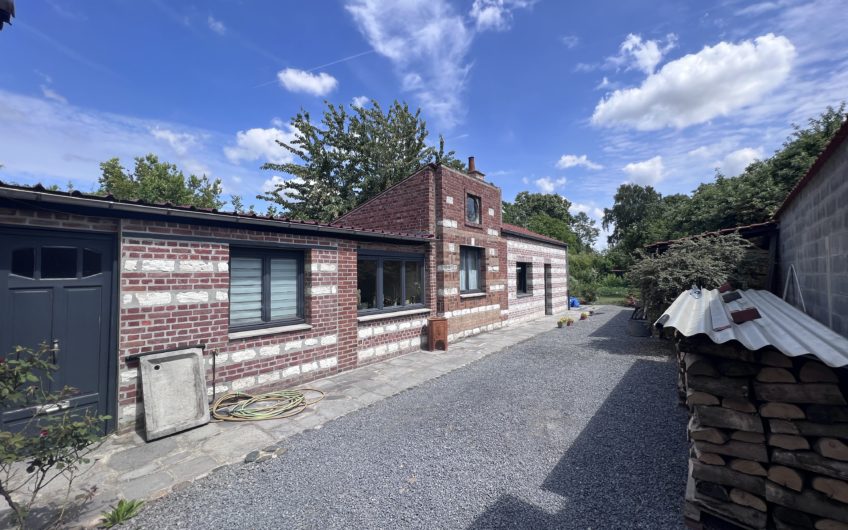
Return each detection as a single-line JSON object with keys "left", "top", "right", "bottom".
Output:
{"left": 1, "top": 0, "right": 846, "bottom": 245}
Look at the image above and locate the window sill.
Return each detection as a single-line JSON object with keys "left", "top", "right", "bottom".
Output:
{"left": 460, "top": 292, "right": 487, "bottom": 299}
{"left": 464, "top": 222, "right": 483, "bottom": 229}
{"left": 228, "top": 323, "right": 313, "bottom": 341}
{"left": 517, "top": 293, "right": 534, "bottom": 298}
{"left": 357, "top": 307, "right": 431, "bottom": 322}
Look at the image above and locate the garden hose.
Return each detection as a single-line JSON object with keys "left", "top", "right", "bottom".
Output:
{"left": 210, "top": 389, "right": 324, "bottom": 422}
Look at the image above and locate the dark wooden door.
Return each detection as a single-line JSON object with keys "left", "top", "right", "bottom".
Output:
{"left": 544, "top": 264, "right": 553, "bottom": 315}
{"left": 0, "top": 229, "right": 116, "bottom": 433}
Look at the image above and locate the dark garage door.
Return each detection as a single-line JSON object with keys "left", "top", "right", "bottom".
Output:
{"left": 0, "top": 229, "right": 116, "bottom": 433}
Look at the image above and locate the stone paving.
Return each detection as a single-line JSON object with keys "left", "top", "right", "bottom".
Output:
{"left": 0, "top": 306, "right": 597, "bottom": 528}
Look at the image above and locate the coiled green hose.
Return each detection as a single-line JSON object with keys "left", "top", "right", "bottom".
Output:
{"left": 211, "top": 389, "right": 324, "bottom": 422}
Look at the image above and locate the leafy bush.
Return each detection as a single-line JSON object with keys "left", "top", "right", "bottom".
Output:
{"left": 626, "top": 233, "right": 762, "bottom": 320}
{"left": 1, "top": 345, "right": 108, "bottom": 529}
{"left": 100, "top": 499, "right": 144, "bottom": 528}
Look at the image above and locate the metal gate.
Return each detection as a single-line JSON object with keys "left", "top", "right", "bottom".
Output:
{"left": 0, "top": 228, "right": 116, "bottom": 433}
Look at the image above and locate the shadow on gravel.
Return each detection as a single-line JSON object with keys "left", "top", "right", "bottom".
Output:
{"left": 588, "top": 307, "right": 637, "bottom": 338}
{"left": 467, "top": 358, "right": 689, "bottom": 530}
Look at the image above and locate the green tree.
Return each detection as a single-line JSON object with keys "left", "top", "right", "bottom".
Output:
{"left": 571, "top": 211, "right": 600, "bottom": 251}
{"left": 99, "top": 154, "right": 223, "bottom": 209}
{"left": 259, "top": 100, "right": 463, "bottom": 222}
{"left": 602, "top": 184, "right": 666, "bottom": 256}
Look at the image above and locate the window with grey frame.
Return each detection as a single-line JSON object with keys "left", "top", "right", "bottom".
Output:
{"left": 459, "top": 246, "right": 483, "bottom": 293}
{"left": 516, "top": 262, "right": 531, "bottom": 296}
{"left": 229, "top": 249, "right": 304, "bottom": 331}
{"left": 357, "top": 252, "right": 426, "bottom": 314}
{"left": 466, "top": 194, "right": 481, "bottom": 224}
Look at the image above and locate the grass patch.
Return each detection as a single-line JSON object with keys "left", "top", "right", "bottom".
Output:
{"left": 594, "top": 286, "right": 632, "bottom": 306}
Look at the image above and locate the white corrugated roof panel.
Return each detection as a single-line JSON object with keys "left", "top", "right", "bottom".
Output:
{"left": 655, "top": 288, "right": 848, "bottom": 368}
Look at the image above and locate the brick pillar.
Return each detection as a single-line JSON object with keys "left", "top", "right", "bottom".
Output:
{"left": 336, "top": 240, "right": 359, "bottom": 370}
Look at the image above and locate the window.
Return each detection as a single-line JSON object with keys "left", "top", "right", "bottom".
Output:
{"left": 229, "top": 249, "right": 303, "bottom": 331}
{"left": 466, "top": 194, "right": 481, "bottom": 224}
{"left": 11, "top": 248, "right": 35, "bottom": 278}
{"left": 357, "top": 252, "right": 425, "bottom": 313}
{"left": 516, "top": 262, "right": 531, "bottom": 296}
{"left": 460, "top": 246, "right": 483, "bottom": 293}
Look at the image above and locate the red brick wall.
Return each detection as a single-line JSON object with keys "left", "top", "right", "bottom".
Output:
{"left": 433, "top": 165, "right": 509, "bottom": 339}
{"left": 334, "top": 167, "right": 435, "bottom": 235}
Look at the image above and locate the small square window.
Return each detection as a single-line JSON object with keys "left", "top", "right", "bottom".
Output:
{"left": 357, "top": 253, "right": 426, "bottom": 313}
{"left": 460, "top": 246, "right": 483, "bottom": 293}
{"left": 466, "top": 194, "right": 481, "bottom": 224}
{"left": 229, "top": 249, "right": 304, "bottom": 331}
{"left": 516, "top": 262, "right": 531, "bottom": 296}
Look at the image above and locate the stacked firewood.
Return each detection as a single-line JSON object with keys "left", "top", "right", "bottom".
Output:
{"left": 678, "top": 338, "right": 848, "bottom": 530}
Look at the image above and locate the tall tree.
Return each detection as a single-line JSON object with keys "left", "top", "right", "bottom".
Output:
{"left": 571, "top": 211, "right": 601, "bottom": 251}
{"left": 99, "top": 154, "right": 224, "bottom": 209}
{"left": 602, "top": 183, "right": 665, "bottom": 255}
{"left": 259, "top": 100, "right": 463, "bottom": 222}
{"left": 502, "top": 192, "right": 580, "bottom": 247}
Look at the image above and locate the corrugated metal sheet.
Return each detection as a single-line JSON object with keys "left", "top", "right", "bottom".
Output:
{"left": 655, "top": 288, "right": 848, "bottom": 368}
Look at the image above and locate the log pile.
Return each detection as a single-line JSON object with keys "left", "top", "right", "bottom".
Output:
{"left": 679, "top": 338, "right": 848, "bottom": 530}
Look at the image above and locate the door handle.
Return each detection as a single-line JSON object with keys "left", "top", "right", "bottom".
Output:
{"left": 51, "top": 338, "right": 59, "bottom": 364}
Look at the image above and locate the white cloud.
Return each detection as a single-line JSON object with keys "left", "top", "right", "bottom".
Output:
{"left": 717, "top": 147, "right": 764, "bottom": 176}
{"left": 224, "top": 127, "right": 296, "bottom": 165}
{"left": 346, "top": 0, "right": 473, "bottom": 128}
{"left": 262, "top": 175, "right": 286, "bottom": 193}
{"left": 569, "top": 202, "right": 605, "bottom": 220}
{"left": 207, "top": 15, "right": 226, "bottom": 35}
{"left": 351, "top": 96, "right": 370, "bottom": 108}
{"left": 151, "top": 127, "right": 198, "bottom": 156}
{"left": 608, "top": 33, "right": 677, "bottom": 75}
{"left": 276, "top": 68, "right": 338, "bottom": 96}
{"left": 561, "top": 35, "right": 579, "bottom": 49}
{"left": 736, "top": 2, "right": 783, "bottom": 16}
{"left": 534, "top": 176, "right": 567, "bottom": 193}
{"left": 623, "top": 155, "right": 664, "bottom": 185}
{"left": 469, "top": 0, "right": 535, "bottom": 32}
{"left": 40, "top": 85, "right": 67, "bottom": 104}
{"left": 592, "top": 34, "right": 796, "bottom": 130}
{"left": 555, "top": 154, "right": 603, "bottom": 170}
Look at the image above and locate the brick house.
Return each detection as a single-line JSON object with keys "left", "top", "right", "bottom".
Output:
{"left": 0, "top": 158, "right": 567, "bottom": 434}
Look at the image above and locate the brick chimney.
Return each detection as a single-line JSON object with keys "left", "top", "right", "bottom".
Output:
{"left": 467, "top": 156, "right": 485, "bottom": 179}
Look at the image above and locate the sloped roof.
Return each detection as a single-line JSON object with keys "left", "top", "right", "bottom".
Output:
{"left": 0, "top": 181, "right": 433, "bottom": 242}
{"left": 501, "top": 223, "right": 569, "bottom": 248}
{"left": 656, "top": 288, "right": 848, "bottom": 368}
{"left": 644, "top": 221, "right": 777, "bottom": 252}
{"left": 774, "top": 116, "right": 848, "bottom": 218}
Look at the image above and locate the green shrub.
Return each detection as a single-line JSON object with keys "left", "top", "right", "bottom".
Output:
{"left": 626, "top": 233, "right": 762, "bottom": 320}
{"left": 1, "top": 345, "right": 108, "bottom": 529}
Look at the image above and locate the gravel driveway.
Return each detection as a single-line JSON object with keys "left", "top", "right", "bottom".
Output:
{"left": 132, "top": 307, "right": 688, "bottom": 529}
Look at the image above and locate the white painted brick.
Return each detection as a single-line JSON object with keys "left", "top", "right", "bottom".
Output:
{"left": 488, "top": 229, "right": 499, "bottom": 236}
{"left": 141, "top": 259, "right": 175, "bottom": 272}
{"left": 437, "top": 264, "right": 458, "bottom": 272}
{"left": 399, "top": 321, "right": 411, "bottom": 330}
{"left": 304, "top": 338, "right": 318, "bottom": 347}
{"left": 358, "top": 328, "right": 373, "bottom": 339}
{"left": 179, "top": 260, "right": 214, "bottom": 272}
{"left": 121, "top": 405, "right": 138, "bottom": 419}
{"left": 311, "top": 263, "right": 337, "bottom": 272}
{"left": 135, "top": 292, "right": 172, "bottom": 307}
{"left": 320, "top": 335, "right": 337, "bottom": 346}
{"left": 123, "top": 259, "right": 138, "bottom": 271}
{"left": 385, "top": 324, "right": 398, "bottom": 333}
{"left": 399, "top": 339, "right": 412, "bottom": 349}
{"left": 446, "top": 196, "right": 454, "bottom": 204}
{"left": 307, "top": 285, "right": 337, "bottom": 296}
{"left": 231, "top": 348, "right": 257, "bottom": 362}
{"left": 206, "top": 384, "right": 229, "bottom": 397}
{"left": 437, "top": 219, "right": 457, "bottom": 228}
{"left": 438, "top": 287, "right": 458, "bottom": 296}
{"left": 373, "top": 326, "right": 385, "bottom": 336}
{"left": 301, "top": 361, "right": 318, "bottom": 373}
{"left": 217, "top": 262, "right": 229, "bottom": 272}
{"left": 488, "top": 207, "right": 495, "bottom": 216}
{"left": 122, "top": 294, "right": 133, "bottom": 306}
{"left": 176, "top": 291, "right": 209, "bottom": 303}
{"left": 358, "top": 348, "right": 375, "bottom": 360}
{"left": 231, "top": 376, "right": 256, "bottom": 390}
{"left": 282, "top": 366, "right": 301, "bottom": 378}
{"left": 319, "top": 357, "right": 338, "bottom": 369}
{"left": 258, "top": 372, "right": 281, "bottom": 385}
{"left": 489, "top": 248, "right": 497, "bottom": 256}
{"left": 120, "top": 369, "right": 137, "bottom": 383}
{"left": 284, "top": 340, "right": 303, "bottom": 352}
{"left": 259, "top": 345, "right": 279, "bottom": 357}
{"left": 215, "top": 290, "right": 228, "bottom": 301}
{"left": 488, "top": 266, "right": 500, "bottom": 272}
{"left": 448, "top": 243, "right": 456, "bottom": 252}
{"left": 375, "top": 344, "right": 388, "bottom": 356}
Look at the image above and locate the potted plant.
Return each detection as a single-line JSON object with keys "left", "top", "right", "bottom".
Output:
{"left": 557, "top": 317, "right": 567, "bottom": 328}
{"left": 566, "top": 317, "right": 574, "bottom": 326}
{"left": 580, "top": 312, "right": 589, "bottom": 320}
